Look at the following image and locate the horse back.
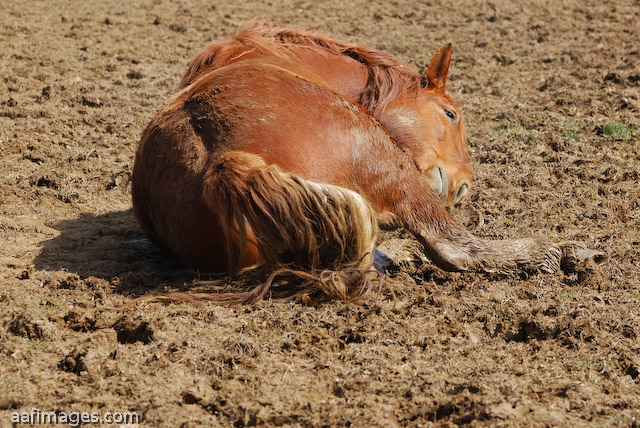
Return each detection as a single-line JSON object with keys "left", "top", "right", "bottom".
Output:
{"left": 179, "top": 39, "right": 369, "bottom": 100}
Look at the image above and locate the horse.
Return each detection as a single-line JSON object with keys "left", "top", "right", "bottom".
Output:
{"left": 177, "top": 22, "right": 471, "bottom": 208}
{"left": 131, "top": 30, "right": 595, "bottom": 304}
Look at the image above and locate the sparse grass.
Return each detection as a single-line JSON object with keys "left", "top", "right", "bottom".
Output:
{"left": 484, "top": 121, "right": 532, "bottom": 143}
{"left": 497, "top": 120, "right": 525, "bottom": 137}
{"left": 492, "top": 76, "right": 507, "bottom": 96}
{"left": 563, "top": 129, "right": 582, "bottom": 139}
{"left": 27, "top": 339, "right": 51, "bottom": 352}
{"left": 602, "top": 123, "right": 635, "bottom": 141}
{"left": 562, "top": 121, "right": 583, "bottom": 140}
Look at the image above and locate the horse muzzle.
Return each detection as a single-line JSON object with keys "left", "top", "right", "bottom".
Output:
{"left": 427, "top": 165, "right": 470, "bottom": 206}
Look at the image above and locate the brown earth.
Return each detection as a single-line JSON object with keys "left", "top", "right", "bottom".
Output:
{"left": 1, "top": 0, "right": 639, "bottom": 427}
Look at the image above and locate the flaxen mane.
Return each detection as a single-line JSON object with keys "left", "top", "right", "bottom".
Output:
{"left": 180, "top": 22, "right": 425, "bottom": 114}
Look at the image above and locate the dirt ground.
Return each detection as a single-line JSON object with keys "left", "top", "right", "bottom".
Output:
{"left": 1, "top": 0, "right": 639, "bottom": 426}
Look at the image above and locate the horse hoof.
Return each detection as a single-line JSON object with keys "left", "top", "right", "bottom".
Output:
{"left": 560, "top": 241, "right": 606, "bottom": 273}
{"left": 373, "top": 249, "right": 392, "bottom": 272}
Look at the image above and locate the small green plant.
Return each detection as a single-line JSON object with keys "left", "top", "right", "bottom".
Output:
{"left": 602, "top": 123, "right": 635, "bottom": 141}
{"left": 497, "top": 120, "right": 525, "bottom": 137}
{"left": 559, "top": 121, "right": 585, "bottom": 140}
{"left": 563, "top": 129, "right": 582, "bottom": 139}
{"left": 561, "top": 121, "right": 583, "bottom": 140}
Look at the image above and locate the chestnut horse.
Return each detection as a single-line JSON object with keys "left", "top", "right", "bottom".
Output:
{"left": 178, "top": 22, "right": 471, "bottom": 207}
{"left": 132, "top": 34, "right": 592, "bottom": 303}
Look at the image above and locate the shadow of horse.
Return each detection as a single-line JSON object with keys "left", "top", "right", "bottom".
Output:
{"left": 33, "top": 209, "right": 197, "bottom": 295}
{"left": 33, "top": 209, "right": 391, "bottom": 302}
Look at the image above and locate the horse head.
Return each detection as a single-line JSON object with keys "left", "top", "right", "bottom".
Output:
{"left": 380, "top": 43, "right": 471, "bottom": 206}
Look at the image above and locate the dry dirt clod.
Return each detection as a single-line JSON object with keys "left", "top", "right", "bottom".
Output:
{"left": 111, "top": 316, "right": 155, "bottom": 344}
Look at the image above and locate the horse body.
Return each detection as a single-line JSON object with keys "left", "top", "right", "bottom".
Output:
{"left": 134, "top": 59, "right": 418, "bottom": 269}
{"left": 133, "top": 56, "right": 573, "bottom": 281}
{"left": 179, "top": 23, "right": 471, "bottom": 206}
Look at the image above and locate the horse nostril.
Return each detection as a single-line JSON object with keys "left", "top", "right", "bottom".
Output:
{"left": 454, "top": 181, "right": 470, "bottom": 204}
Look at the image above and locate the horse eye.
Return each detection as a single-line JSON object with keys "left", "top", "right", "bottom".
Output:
{"left": 444, "top": 109, "right": 456, "bottom": 123}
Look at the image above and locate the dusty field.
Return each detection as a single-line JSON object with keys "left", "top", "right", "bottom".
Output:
{"left": 1, "top": 0, "right": 639, "bottom": 427}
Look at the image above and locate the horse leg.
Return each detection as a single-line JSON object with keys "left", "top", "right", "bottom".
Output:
{"left": 201, "top": 150, "right": 379, "bottom": 302}
{"left": 347, "top": 125, "right": 594, "bottom": 275}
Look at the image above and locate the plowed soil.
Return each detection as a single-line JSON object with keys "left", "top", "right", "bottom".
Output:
{"left": 1, "top": 1, "right": 639, "bottom": 427}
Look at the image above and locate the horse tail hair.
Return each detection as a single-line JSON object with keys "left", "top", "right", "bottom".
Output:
{"left": 136, "top": 151, "right": 380, "bottom": 306}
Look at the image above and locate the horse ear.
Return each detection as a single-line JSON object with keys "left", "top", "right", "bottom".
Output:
{"left": 426, "top": 43, "right": 452, "bottom": 92}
